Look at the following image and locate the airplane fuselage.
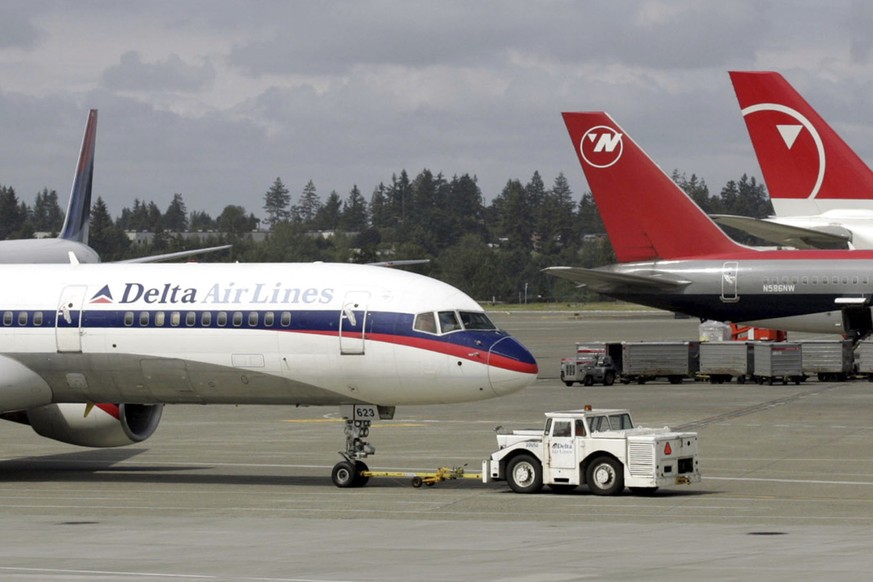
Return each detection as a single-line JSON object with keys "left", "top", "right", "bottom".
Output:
{"left": 603, "top": 251, "right": 873, "bottom": 333}
{"left": 0, "top": 239, "right": 99, "bottom": 264}
{"left": 0, "top": 262, "right": 537, "bottom": 413}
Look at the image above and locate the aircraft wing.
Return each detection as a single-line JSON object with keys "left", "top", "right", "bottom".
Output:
{"left": 711, "top": 215, "right": 851, "bottom": 249}
{"left": 544, "top": 266, "right": 691, "bottom": 293}
{"left": 112, "top": 244, "right": 232, "bottom": 264}
{"left": 369, "top": 259, "right": 430, "bottom": 267}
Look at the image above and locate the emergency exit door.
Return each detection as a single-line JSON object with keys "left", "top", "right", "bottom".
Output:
{"left": 56, "top": 285, "right": 88, "bottom": 352}
{"left": 721, "top": 262, "right": 739, "bottom": 302}
{"left": 340, "top": 291, "right": 370, "bottom": 355}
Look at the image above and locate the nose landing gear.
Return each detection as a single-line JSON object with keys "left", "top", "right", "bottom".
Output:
{"left": 330, "top": 404, "right": 393, "bottom": 488}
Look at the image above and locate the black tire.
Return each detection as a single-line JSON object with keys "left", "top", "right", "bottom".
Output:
{"left": 668, "top": 376, "right": 683, "bottom": 384}
{"left": 506, "top": 454, "right": 543, "bottom": 494}
{"left": 331, "top": 461, "right": 357, "bottom": 488}
{"left": 630, "top": 486, "right": 659, "bottom": 496}
{"left": 560, "top": 372, "right": 574, "bottom": 387}
{"left": 603, "top": 371, "right": 615, "bottom": 386}
{"left": 563, "top": 381, "right": 574, "bottom": 387}
{"left": 737, "top": 375, "right": 746, "bottom": 384}
{"left": 586, "top": 456, "right": 624, "bottom": 496}
{"left": 353, "top": 460, "right": 370, "bottom": 487}
{"left": 411, "top": 476, "right": 423, "bottom": 488}
{"left": 583, "top": 376, "right": 594, "bottom": 386}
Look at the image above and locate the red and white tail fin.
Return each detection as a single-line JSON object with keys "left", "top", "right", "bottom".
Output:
{"left": 730, "top": 71, "right": 873, "bottom": 215}
{"left": 562, "top": 112, "right": 745, "bottom": 263}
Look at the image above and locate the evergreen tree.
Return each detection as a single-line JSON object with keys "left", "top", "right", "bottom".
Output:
{"left": 0, "top": 186, "right": 27, "bottom": 240}
{"left": 538, "top": 173, "right": 576, "bottom": 253}
{"left": 577, "top": 192, "right": 604, "bottom": 235}
{"left": 735, "top": 174, "right": 773, "bottom": 218}
{"left": 164, "top": 193, "right": 188, "bottom": 232}
{"left": 386, "top": 171, "right": 412, "bottom": 226}
{"left": 298, "top": 180, "right": 321, "bottom": 225}
{"left": 314, "top": 190, "right": 342, "bottom": 231}
{"left": 444, "top": 173, "right": 484, "bottom": 243}
{"left": 88, "top": 197, "right": 130, "bottom": 260}
{"left": 340, "top": 185, "right": 369, "bottom": 232}
{"left": 370, "top": 183, "right": 388, "bottom": 229}
{"left": 262, "top": 177, "right": 290, "bottom": 229}
{"left": 32, "top": 188, "right": 64, "bottom": 232}
{"left": 493, "top": 179, "right": 532, "bottom": 250}
{"left": 146, "top": 201, "right": 163, "bottom": 232}
{"left": 673, "top": 171, "right": 717, "bottom": 213}
{"left": 117, "top": 198, "right": 151, "bottom": 232}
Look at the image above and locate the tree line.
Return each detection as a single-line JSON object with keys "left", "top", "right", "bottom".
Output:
{"left": 0, "top": 169, "right": 771, "bottom": 304}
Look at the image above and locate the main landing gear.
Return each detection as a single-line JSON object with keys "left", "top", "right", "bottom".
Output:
{"left": 330, "top": 404, "right": 393, "bottom": 488}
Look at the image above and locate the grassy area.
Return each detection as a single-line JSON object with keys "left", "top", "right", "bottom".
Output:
{"left": 482, "top": 301, "right": 659, "bottom": 312}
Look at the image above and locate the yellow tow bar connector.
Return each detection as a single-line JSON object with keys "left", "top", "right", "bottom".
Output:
{"left": 361, "top": 466, "right": 482, "bottom": 488}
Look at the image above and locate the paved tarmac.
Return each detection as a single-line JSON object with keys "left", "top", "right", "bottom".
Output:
{"left": 1, "top": 311, "right": 872, "bottom": 580}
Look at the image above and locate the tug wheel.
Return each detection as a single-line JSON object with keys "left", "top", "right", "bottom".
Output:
{"left": 506, "top": 454, "right": 543, "bottom": 494}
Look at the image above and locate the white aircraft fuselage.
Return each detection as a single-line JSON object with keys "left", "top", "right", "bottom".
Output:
{"left": 0, "top": 262, "right": 537, "bottom": 413}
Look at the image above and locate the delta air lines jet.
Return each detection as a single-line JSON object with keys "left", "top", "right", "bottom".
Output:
{"left": 0, "top": 109, "right": 229, "bottom": 264}
{"left": 549, "top": 112, "right": 873, "bottom": 338}
{"left": 0, "top": 261, "right": 537, "bottom": 487}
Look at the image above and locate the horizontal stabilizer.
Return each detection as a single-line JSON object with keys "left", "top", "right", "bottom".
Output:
{"left": 544, "top": 266, "right": 690, "bottom": 293}
{"left": 711, "top": 214, "right": 851, "bottom": 249}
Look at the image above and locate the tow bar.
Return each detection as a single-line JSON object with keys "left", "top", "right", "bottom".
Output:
{"left": 361, "top": 465, "right": 483, "bottom": 488}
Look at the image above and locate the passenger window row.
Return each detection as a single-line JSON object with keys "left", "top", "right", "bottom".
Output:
{"left": 762, "top": 275, "right": 870, "bottom": 285}
{"left": 1, "top": 310, "right": 294, "bottom": 329}
{"left": 123, "top": 310, "right": 293, "bottom": 328}
{"left": 2, "top": 311, "right": 44, "bottom": 326}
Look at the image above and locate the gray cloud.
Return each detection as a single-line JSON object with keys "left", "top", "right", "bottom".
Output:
{"left": 102, "top": 51, "right": 216, "bottom": 93}
{"left": 0, "top": 5, "right": 42, "bottom": 50}
{"left": 1, "top": 1, "right": 872, "bottom": 218}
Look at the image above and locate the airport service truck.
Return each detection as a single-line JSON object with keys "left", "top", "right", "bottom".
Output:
{"left": 560, "top": 342, "right": 619, "bottom": 386}
{"left": 561, "top": 341, "right": 698, "bottom": 386}
{"left": 483, "top": 407, "right": 700, "bottom": 495}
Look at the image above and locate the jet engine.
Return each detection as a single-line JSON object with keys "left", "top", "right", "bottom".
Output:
{"left": 15, "top": 403, "right": 163, "bottom": 448}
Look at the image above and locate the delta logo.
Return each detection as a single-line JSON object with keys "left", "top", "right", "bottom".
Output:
{"left": 89, "top": 285, "right": 114, "bottom": 304}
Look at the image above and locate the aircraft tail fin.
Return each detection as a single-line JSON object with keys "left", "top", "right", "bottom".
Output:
{"left": 58, "top": 109, "right": 97, "bottom": 244}
{"left": 730, "top": 71, "right": 873, "bottom": 213}
{"left": 562, "top": 112, "right": 745, "bottom": 262}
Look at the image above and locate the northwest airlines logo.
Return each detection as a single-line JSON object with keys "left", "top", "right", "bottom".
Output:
{"left": 741, "top": 103, "right": 825, "bottom": 200}
{"left": 579, "top": 126, "right": 623, "bottom": 168}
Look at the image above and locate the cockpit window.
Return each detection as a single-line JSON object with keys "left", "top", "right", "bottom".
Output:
{"left": 438, "top": 311, "right": 462, "bottom": 333}
{"left": 459, "top": 311, "right": 496, "bottom": 330}
{"left": 413, "top": 312, "right": 438, "bottom": 334}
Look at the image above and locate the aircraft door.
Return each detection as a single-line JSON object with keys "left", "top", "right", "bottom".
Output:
{"left": 56, "top": 285, "right": 88, "bottom": 353}
{"left": 721, "top": 261, "right": 739, "bottom": 303}
{"left": 340, "top": 291, "right": 370, "bottom": 355}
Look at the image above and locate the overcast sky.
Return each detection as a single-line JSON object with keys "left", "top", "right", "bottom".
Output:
{"left": 2, "top": 1, "right": 873, "bottom": 219}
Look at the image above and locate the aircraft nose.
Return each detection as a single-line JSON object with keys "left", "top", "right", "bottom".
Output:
{"left": 487, "top": 336, "right": 538, "bottom": 396}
